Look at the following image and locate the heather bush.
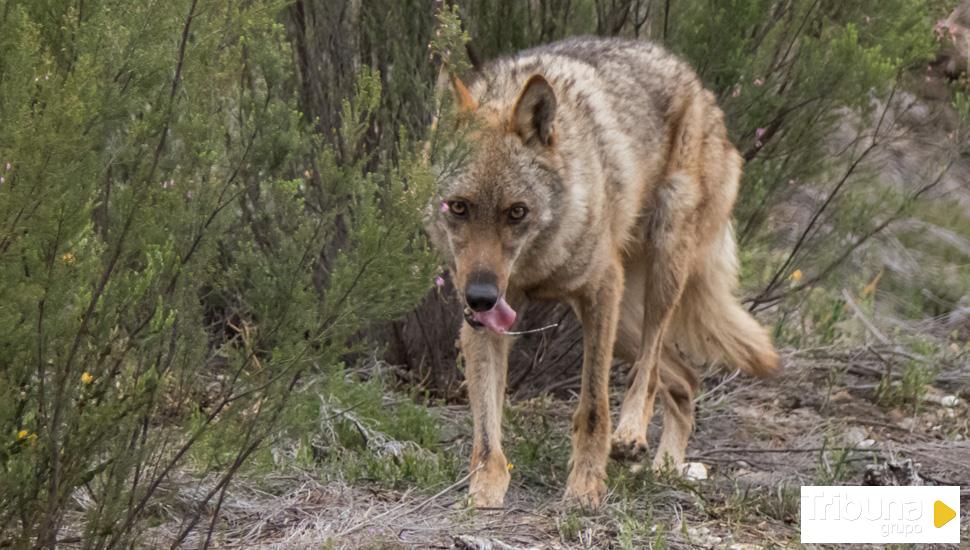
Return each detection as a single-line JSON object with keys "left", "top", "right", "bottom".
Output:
{"left": 0, "top": 1, "right": 435, "bottom": 545}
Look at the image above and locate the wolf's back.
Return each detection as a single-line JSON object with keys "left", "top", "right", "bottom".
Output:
{"left": 476, "top": 37, "right": 701, "bottom": 153}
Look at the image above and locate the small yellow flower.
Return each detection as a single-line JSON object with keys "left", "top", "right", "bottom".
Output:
{"left": 789, "top": 269, "right": 803, "bottom": 283}
{"left": 506, "top": 462, "right": 514, "bottom": 472}
{"left": 80, "top": 372, "right": 94, "bottom": 384}
{"left": 17, "top": 429, "right": 29, "bottom": 440}
{"left": 61, "top": 252, "right": 75, "bottom": 265}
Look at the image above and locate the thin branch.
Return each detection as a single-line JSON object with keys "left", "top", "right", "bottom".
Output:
{"left": 747, "top": 82, "right": 901, "bottom": 310}
{"left": 748, "top": 157, "right": 953, "bottom": 310}
{"left": 841, "top": 289, "right": 888, "bottom": 345}
{"left": 692, "top": 446, "right": 880, "bottom": 456}
{"left": 662, "top": 0, "right": 670, "bottom": 41}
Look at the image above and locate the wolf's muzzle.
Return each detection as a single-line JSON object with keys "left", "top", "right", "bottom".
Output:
{"left": 463, "top": 307, "right": 485, "bottom": 329}
{"left": 464, "top": 271, "right": 499, "bottom": 312}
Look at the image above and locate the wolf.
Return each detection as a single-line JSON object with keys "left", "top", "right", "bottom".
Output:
{"left": 428, "top": 37, "right": 780, "bottom": 508}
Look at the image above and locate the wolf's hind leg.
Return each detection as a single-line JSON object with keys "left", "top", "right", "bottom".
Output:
{"left": 611, "top": 176, "right": 697, "bottom": 462}
{"left": 462, "top": 323, "right": 512, "bottom": 508}
{"left": 653, "top": 344, "right": 699, "bottom": 470}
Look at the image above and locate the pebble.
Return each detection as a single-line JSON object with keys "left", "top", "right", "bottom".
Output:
{"left": 686, "top": 525, "right": 722, "bottom": 546}
{"left": 842, "top": 426, "right": 869, "bottom": 447}
{"left": 683, "top": 462, "right": 709, "bottom": 481}
{"left": 923, "top": 392, "right": 961, "bottom": 408}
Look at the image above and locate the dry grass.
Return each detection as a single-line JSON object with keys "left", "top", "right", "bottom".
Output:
{"left": 87, "top": 344, "right": 968, "bottom": 549}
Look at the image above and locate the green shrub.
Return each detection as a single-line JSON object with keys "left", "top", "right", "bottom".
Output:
{"left": 0, "top": 1, "right": 435, "bottom": 545}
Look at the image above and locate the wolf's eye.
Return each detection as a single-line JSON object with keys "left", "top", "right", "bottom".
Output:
{"left": 508, "top": 204, "right": 529, "bottom": 223}
{"left": 448, "top": 200, "right": 468, "bottom": 218}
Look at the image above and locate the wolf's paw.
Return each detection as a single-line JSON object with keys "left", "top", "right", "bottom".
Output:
{"left": 469, "top": 465, "right": 510, "bottom": 509}
{"left": 610, "top": 429, "right": 648, "bottom": 461}
{"left": 563, "top": 467, "right": 607, "bottom": 509}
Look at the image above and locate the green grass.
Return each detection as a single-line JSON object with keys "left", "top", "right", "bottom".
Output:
{"left": 504, "top": 396, "right": 571, "bottom": 490}
{"left": 175, "top": 367, "right": 465, "bottom": 498}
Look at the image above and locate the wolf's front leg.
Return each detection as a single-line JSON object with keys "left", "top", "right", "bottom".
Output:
{"left": 461, "top": 322, "right": 512, "bottom": 508}
{"left": 564, "top": 260, "right": 623, "bottom": 508}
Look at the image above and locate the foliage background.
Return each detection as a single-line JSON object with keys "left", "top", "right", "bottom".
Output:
{"left": 0, "top": 0, "right": 967, "bottom": 546}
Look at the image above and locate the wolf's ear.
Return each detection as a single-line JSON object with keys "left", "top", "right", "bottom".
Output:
{"left": 425, "top": 66, "right": 477, "bottom": 162}
{"left": 435, "top": 66, "right": 478, "bottom": 113}
{"left": 450, "top": 75, "right": 478, "bottom": 112}
{"left": 512, "top": 75, "right": 556, "bottom": 147}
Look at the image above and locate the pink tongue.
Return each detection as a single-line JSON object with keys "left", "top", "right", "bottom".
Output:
{"left": 472, "top": 298, "right": 517, "bottom": 333}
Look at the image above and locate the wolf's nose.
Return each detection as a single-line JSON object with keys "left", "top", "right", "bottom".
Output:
{"left": 465, "top": 282, "right": 499, "bottom": 312}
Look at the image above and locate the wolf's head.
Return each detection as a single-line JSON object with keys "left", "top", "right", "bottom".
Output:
{"left": 430, "top": 75, "right": 563, "bottom": 332}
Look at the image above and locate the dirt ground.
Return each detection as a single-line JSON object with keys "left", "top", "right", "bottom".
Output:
{"left": 135, "top": 345, "right": 969, "bottom": 549}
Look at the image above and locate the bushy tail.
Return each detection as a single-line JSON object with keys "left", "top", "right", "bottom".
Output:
{"left": 670, "top": 226, "right": 780, "bottom": 377}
